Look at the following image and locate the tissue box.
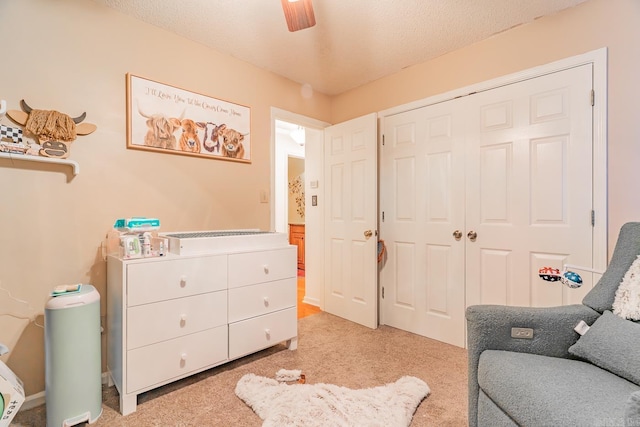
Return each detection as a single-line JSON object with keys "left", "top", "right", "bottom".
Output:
{"left": 0, "top": 361, "right": 25, "bottom": 427}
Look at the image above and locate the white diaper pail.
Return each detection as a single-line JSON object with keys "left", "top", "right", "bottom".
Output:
{"left": 45, "top": 284, "right": 102, "bottom": 427}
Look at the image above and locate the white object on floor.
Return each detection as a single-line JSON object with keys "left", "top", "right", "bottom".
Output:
{"left": 275, "top": 369, "right": 301, "bottom": 382}
{"left": 0, "top": 350, "right": 25, "bottom": 427}
{"left": 235, "top": 373, "right": 430, "bottom": 427}
{"left": 613, "top": 254, "right": 640, "bottom": 320}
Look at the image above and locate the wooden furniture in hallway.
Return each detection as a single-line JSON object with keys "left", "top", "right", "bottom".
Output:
{"left": 289, "top": 223, "right": 305, "bottom": 270}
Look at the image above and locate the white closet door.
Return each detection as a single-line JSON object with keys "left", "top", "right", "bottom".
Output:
{"left": 380, "top": 99, "right": 468, "bottom": 347}
{"left": 465, "top": 64, "right": 594, "bottom": 308}
{"left": 380, "top": 64, "right": 594, "bottom": 347}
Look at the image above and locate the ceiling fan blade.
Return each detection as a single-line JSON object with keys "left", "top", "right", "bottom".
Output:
{"left": 281, "top": 0, "right": 316, "bottom": 32}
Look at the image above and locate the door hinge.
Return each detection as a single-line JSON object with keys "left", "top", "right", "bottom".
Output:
{"left": 591, "top": 210, "right": 595, "bottom": 226}
{"left": 382, "top": 287, "right": 385, "bottom": 299}
{"left": 382, "top": 211, "right": 385, "bottom": 222}
{"left": 590, "top": 90, "right": 595, "bottom": 106}
{"left": 382, "top": 134, "right": 385, "bottom": 146}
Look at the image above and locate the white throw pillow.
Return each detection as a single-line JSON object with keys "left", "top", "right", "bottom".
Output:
{"left": 612, "top": 254, "right": 640, "bottom": 320}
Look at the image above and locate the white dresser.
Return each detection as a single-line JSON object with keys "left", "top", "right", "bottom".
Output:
{"left": 106, "top": 231, "right": 297, "bottom": 415}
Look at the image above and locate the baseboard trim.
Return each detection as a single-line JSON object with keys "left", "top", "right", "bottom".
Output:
{"left": 302, "top": 296, "right": 320, "bottom": 307}
{"left": 21, "top": 372, "right": 111, "bottom": 410}
{"left": 22, "top": 391, "right": 45, "bottom": 411}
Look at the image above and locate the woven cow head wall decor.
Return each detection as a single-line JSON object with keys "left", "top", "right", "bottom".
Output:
{"left": 6, "top": 99, "right": 97, "bottom": 158}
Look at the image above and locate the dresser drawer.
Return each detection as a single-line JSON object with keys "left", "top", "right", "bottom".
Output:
{"left": 127, "top": 291, "right": 227, "bottom": 350}
{"left": 229, "top": 307, "right": 297, "bottom": 359}
{"left": 228, "top": 247, "right": 296, "bottom": 288}
{"left": 126, "top": 326, "right": 228, "bottom": 393}
{"left": 228, "top": 278, "right": 296, "bottom": 323}
{"left": 127, "top": 255, "right": 227, "bottom": 306}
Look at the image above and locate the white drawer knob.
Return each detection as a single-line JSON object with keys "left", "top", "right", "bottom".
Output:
{"left": 263, "top": 297, "right": 269, "bottom": 306}
{"left": 181, "top": 353, "right": 188, "bottom": 361}
{"left": 180, "top": 276, "right": 187, "bottom": 287}
{"left": 265, "top": 329, "right": 271, "bottom": 338}
{"left": 263, "top": 265, "right": 269, "bottom": 274}
{"left": 180, "top": 314, "right": 187, "bottom": 326}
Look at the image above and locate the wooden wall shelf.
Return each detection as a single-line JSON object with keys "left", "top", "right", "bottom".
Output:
{"left": 0, "top": 153, "right": 80, "bottom": 175}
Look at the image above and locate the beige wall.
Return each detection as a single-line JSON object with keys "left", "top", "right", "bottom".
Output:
{"left": 332, "top": 0, "right": 640, "bottom": 260}
{"left": 0, "top": 0, "right": 331, "bottom": 395}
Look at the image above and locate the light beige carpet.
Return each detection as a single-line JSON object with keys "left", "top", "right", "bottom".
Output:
{"left": 12, "top": 312, "right": 468, "bottom": 426}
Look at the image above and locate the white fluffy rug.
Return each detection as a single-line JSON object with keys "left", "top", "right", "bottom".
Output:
{"left": 613, "top": 254, "right": 640, "bottom": 320}
{"left": 235, "top": 373, "right": 430, "bottom": 427}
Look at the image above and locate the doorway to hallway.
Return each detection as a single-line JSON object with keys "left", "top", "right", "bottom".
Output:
{"left": 274, "top": 117, "right": 323, "bottom": 319}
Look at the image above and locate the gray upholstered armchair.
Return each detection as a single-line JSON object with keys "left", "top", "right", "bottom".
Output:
{"left": 467, "top": 222, "right": 640, "bottom": 427}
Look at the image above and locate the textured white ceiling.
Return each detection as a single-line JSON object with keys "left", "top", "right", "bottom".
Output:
{"left": 93, "top": 0, "right": 589, "bottom": 96}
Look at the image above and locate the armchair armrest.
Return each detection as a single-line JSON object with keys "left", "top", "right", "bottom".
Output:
{"left": 467, "top": 304, "right": 600, "bottom": 358}
{"left": 466, "top": 304, "right": 601, "bottom": 427}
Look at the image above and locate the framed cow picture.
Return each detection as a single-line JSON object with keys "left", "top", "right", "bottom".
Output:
{"left": 126, "top": 73, "right": 251, "bottom": 163}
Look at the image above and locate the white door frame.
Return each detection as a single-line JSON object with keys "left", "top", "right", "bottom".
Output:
{"left": 271, "top": 107, "right": 329, "bottom": 308}
{"left": 271, "top": 108, "right": 329, "bottom": 231}
{"left": 378, "top": 48, "right": 608, "bottom": 324}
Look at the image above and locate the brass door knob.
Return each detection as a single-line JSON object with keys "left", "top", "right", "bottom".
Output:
{"left": 453, "top": 230, "right": 462, "bottom": 240}
{"left": 364, "top": 230, "right": 373, "bottom": 239}
{"left": 467, "top": 231, "right": 477, "bottom": 241}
